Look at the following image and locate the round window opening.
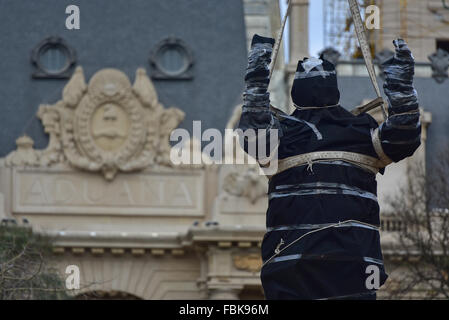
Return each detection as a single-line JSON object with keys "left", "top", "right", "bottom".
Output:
{"left": 38, "top": 44, "right": 70, "bottom": 75}
{"left": 31, "top": 37, "right": 76, "bottom": 79}
{"left": 156, "top": 44, "right": 189, "bottom": 76}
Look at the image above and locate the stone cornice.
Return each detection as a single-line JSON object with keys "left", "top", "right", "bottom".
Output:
{"left": 47, "top": 225, "right": 266, "bottom": 254}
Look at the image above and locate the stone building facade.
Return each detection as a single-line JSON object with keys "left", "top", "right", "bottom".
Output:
{"left": 0, "top": 66, "right": 269, "bottom": 299}
{"left": 0, "top": 0, "right": 447, "bottom": 300}
{"left": 375, "top": 0, "right": 449, "bottom": 63}
{"left": 0, "top": 0, "right": 274, "bottom": 300}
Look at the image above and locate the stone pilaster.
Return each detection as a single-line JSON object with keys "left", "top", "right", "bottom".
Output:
{"left": 285, "top": 0, "right": 310, "bottom": 113}
{"left": 289, "top": 0, "right": 310, "bottom": 63}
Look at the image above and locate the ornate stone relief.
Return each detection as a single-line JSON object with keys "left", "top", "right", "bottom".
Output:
{"left": 220, "top": 106, "right": 267, "bottom": 204}
{"left": 223, "top": 167, "right": 267, "bottom": 204}
{"left": 6, "top": 67, "right": 185, "bottom": 180}
{"left": 428, "top": 2, "right": 449, "bottom": 24}
{"left": 233, "top": 253, "right": 262, "bottom": 273}
{"left": 5, "top": 136, "right": 40, "bottom": 167}
{"left": 428, "top": 48, "right": 449, "bottom": 84}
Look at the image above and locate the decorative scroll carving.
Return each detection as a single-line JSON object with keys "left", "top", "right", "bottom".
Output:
{"left": 5, "top": 136, "right": 40, "bottom": 167}
{"left": 233, "top": 253, "right": 262, "bottom": 273}
{"left": 223, "top": 166, "right": 267, "bottom": 204}
{"left": 427, "top": 2, "right": 449, "bottom": 24}
{"left": 62, "top": 66, "right": 86, "bottom": 107}
{"left": 6, "top": 67, "right": 185, "bottom": 180}
{"left": 428, "top": 49, "right": 449, "bottom": 84}
{"left": 37, "top": 104, "right": 64, "bottom": 166}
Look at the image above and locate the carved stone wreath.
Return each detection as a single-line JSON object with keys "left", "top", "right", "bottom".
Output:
{"left": 233, "top": 253, "right": 262, "bottom": 273}
{"left": 6, "top": 66, "right": 185, "bottom": 180}
{"left": 69, "top": 69, "right": 149, "bottom": 179}
{"left": 222, "top": 166, "right": 267, "bottom": 204}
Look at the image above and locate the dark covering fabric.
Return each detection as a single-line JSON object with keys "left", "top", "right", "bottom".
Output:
{"left": 379, "top": 39, "right": 421, "bottom": 162}
{"left": 238, "top": 36, "right": 421, "bottom": 300}
{"left": 291, "top": 58, "right": 340, "bottom": 107}
{"left": 238, "top": 34, "right": 281, "bottom": 162}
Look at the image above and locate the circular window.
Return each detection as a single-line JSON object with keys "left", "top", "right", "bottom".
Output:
{"left": 150, "top": 37, "right": 193, "bottom": 80}
{"left": 31, "top": 37, "right": 76, "bottom": 78}
{"left": 156, "top": 45, "right": 189, "bottom": 76}
{"left": 38, "top": 44, "right": 71, "bottom": 74}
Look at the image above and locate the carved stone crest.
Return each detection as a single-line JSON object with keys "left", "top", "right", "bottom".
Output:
{"left": 6, "top": 67, "right": 185, "bottom": 180}
{"left": 223, "top": 166, "right": 267, "bottom": 204}
{"left": 233, "top": 254, "right": 262, "bottom": 273}
{"left": 5, "top": 136, "right": 40, "bottom": 167}
{"left": 428, "top": 49, "right": 449, "bottom": 84}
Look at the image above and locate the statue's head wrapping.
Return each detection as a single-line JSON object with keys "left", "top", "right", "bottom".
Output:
{"left": 291, "top": 57, "right": 340, "bottom": 108}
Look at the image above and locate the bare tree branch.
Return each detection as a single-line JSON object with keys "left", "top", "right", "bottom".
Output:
{"left": 384, "top": 148, "right": 449, "bottom": 299}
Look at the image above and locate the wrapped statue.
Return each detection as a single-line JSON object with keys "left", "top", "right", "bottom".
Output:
{"left": 238, "top": 34, "right": 421, "bottom": 300}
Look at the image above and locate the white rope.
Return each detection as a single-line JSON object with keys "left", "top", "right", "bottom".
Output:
{"left": 261, "top": 219, "right": 380, "bottom": 268}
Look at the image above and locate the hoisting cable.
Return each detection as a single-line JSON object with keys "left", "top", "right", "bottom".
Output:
{"left": 269, "top": 0, "right": 387, "bottom": 119}
{"left": 348, "top": 0, "right": 388, "bottom": 120}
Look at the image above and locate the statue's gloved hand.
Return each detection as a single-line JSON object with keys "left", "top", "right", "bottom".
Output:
{"left": 245, "top": 34, "right": 275, "bottom": 84}
{"left": 238, "top": 34, "right": 282, "bottom": 159}
{"left": 377, "top": 39, "right": 421, "bottom": 163}
{"left": 382, "top": 39, "right": 418, "bottom": 114}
